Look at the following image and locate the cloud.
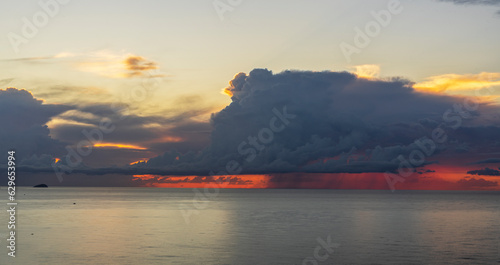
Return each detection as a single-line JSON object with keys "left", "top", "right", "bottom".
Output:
{"left": 7, "top": 69, "right": 500, "bottom": 189}
{"left": 457, "top": 177, "right": 498, "bottom": 188}
{"left": 350, "top": 64, "right": 381, "bottom": 79}
{"left": 34, "top": 85, "right": 111, "bottom": 104}
{"left": 0, "top": 52, "right": 78, "bottom": 62}
{"left": 19, "top": 154, "right": 58, "bottom": 167}
{"left": 49, "top": 102, "right": 210, "bottom": 151}
{"left": 2, "top": 50, "right": 164, "bottom": 79}
{"left": 45, "top": 101, "right": 212, "bottom": 168}
{"left": 76, "top": 52, "right": 162, "bottom": 79}
{"left": 133, "top": 175, "right": 252, "bottom": 185}
{"left": 438, "top": 0, "right": 500, "bottom": 5}
{"left": 467, "top": 167, "right": 500, "bottom": 176}
{"left": 0, "top": 56, "right": 58, "bottom": 62}
{"left": 0, "top": 88, "right": 71, "bottom": 163}
{"left": 0, "top": 78, "right": 14, "bottom": 87}
{"left": 0, "top": 87, "right": 211, "bottom": 173}
{"left": 129, "top": 69, "right": 500, "bottom": 177}
{"left": 414, "top": 72, "right": 500, "bottom": 94}
{"left": 437, "top": 0, "right": 500, "bottom": 14}
{"left": 123, "top": 56, "right": 159, "bottom": 77}
{"left": 469, "top": 158, "right": 500, "bottom": 164}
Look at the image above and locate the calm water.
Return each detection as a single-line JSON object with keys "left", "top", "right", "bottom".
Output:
{"left": 1, "top": 188, "right": 499, "bottom": 264}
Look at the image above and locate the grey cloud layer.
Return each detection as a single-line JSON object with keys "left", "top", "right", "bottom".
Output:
{"left": 438, "top": 0, "right": 500, "bottom": 14}
{"left": 438, "top": 0, "right": 500, "bottom": 5}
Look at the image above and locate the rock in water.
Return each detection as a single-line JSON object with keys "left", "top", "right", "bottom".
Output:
{"left": 33, "top": 184, "right": 48, "bottom": 188}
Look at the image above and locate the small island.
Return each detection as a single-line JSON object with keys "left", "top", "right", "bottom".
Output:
{"left": 33, "top": 184, "right": 48, "bottom": 188}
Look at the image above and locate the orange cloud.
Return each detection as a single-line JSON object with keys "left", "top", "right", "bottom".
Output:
{"left": 132, "top": 174, "right": 157, "bottom": 180}
{"left": 123, "top": 56, "right": 158, "bottom": 77}
{"left": 157, "top": 136, "right": 183, "bottom": 143}
{"left": 414, "top": 72, "right": 500, "bottom": 93}
{"left": 221, "top": 72, "right": 246, "bottom": 97}
{"left": 75, "top": 51, "right": 163, "bottom": 79}
{"left": 222, "top": 87, "right": 233, "bottom": 97}
{"left": 129, "top": 159, "right": 147, "bottom": 165}
{"left": 94, "top": 143, "right": 147, "bottom": 150}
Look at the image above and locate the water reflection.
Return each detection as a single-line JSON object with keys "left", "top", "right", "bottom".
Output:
{"left": 1, "top": 188, "right": 499, "bottom": 265}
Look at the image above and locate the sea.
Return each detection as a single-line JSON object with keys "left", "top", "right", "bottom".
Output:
{"left": 1, "top": 188, "right": 499, "bottom": 265}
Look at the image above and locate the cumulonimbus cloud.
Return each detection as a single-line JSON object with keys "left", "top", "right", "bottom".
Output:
{"left": 5, "top": 69, "right": 500, "bottom": 182}
{"left": 130, "top": 69, "right": 500, "bottom": 176}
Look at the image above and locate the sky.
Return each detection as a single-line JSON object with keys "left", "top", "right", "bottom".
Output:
{"left": 1, "top": 0, "right": 500, "bottom": 190}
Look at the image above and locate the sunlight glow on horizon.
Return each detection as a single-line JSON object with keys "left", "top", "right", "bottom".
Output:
{"left": 94, "top": 143, "right": 148, "bottom": 150}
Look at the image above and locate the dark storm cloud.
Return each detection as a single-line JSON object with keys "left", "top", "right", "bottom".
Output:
{"left": 467, "top": 167, "right": 500, "bottom": 176}
{"left": 125, "top": 69, "right": 499, "bottom": 176}
{"left": 0, "top": 88, "right": 71, "bottom": 163}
